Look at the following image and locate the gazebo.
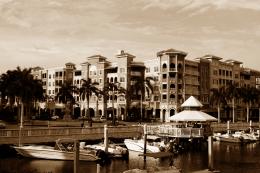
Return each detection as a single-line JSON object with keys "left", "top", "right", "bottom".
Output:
{"left": 169, "top": 96, "right": 217, "bottom": 122}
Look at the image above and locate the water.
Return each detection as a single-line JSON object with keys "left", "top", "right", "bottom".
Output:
{"left": 1, "top": 142, "right": 260, "bottom": 173}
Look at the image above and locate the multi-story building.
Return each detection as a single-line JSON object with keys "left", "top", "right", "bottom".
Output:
{"left": 31, "top": 48, "right": 260, "bottom": 122}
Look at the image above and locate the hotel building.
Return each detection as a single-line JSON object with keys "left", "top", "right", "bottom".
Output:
{"left": 32, "top": 49, "right": 260, "bottom": 122}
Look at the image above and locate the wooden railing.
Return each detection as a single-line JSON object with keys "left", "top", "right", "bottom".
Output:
{"left": 0, "top": 126, "right": 143, "bottom": 145}
{"left": 147, "top": 125, "right": 204, "bottom": 138}
{"left": 211, "top": 122, "right": 259, "bottom": 132}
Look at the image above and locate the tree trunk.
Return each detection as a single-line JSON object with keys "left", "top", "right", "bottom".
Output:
{"left": 95, "top": 96, "right": 99, "bottom": 118}
{"left": 247, "top": 103, "right": 250, "bottom": 123}
{"left": 140, "top": 94, "right": 143, "bottom": 123}
{"left": 20, "top": 102, "right": 24, "bottom": 128}
{"left": 217, "top": 104, "right": 220, "bottom": 123}
{"left": 112, "top": 90, "right": 115, "bottom": 125}
{"left": 232, "top": 98, "right": 235, "bottom": 123}
{"left": 87, "top": 95, "right": 92, "bottom": 127}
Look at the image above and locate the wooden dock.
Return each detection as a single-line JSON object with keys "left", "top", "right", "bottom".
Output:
{"left": 0, "top": 125, "right": 143, "bottom": 145}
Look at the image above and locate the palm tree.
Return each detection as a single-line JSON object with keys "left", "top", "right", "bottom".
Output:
{"left": 0, "top": 67, "right": 44, "bottom": 126}
{"left": 130, "top": 77, "right": 154, "bottom": 122}
{"left": 104, "top": 82, "right": 126, "bottom": 125}
{"left": 79, "top": 78, "right": 99, "bottom": 127}
{"left": 210, "top": 87, "right": 227, "bottom": 123}
{"left": 56, "top": 81, "right": 78, "bottom": 120}
{"left": 226, "top": 82, "right": 240, "bottom": 123}
{"left": 240, "top": 86, "right": 259, "bottom": 122}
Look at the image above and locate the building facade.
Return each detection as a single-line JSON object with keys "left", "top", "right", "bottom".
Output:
{"left": 32, "top": 48, "right": 260, "bottom": 122}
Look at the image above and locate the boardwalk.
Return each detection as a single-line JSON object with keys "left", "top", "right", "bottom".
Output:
{"left": 0, "top": 125, "right": 143, "bottom": 145}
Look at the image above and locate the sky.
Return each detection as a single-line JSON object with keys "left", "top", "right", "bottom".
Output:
{"left": 0, "top": 0, "right": 260, "bottom": 73}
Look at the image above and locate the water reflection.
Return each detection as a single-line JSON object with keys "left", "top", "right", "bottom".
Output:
{"left": 2, "top": 142, "right": 260, "bottom": 173}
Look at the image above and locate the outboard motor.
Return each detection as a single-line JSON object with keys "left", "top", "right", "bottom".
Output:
{"left": 96, "top": 149, "right": 110, "bottom": 165}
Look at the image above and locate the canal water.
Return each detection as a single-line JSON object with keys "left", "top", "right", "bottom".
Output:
{"left": 1, "top": 141, "right": 260, "bottom": 173}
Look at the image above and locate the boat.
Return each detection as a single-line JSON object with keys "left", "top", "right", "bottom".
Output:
{"left": 84, "top": 143, "right": 128, "bottom": 159}
{"left": 124, "top": 135, "right": 164, "bottom": 153}
{"left": 214, "top": 132, "right": 253, "bottom": 143}
{"left": 13, "top": 138, "right": 100, "bottom": 161}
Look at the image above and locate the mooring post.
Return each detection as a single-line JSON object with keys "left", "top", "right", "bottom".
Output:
{"left": 96, "top": 163, "right": 100, "bottom": 173}
{"left": 104, "top": 124, "right": 108, "bottom": 153}
{"left": 250, "top": 120, "right": 252, "bottom": 133}
{"left": 227, "top": 120, "right": 230, "bottom": 134}
{"left": 74, "top": 140, "right": 79, "bottom": 173}
{"left": 208, "top": 136, "right": 213, "bottom": 171}
{"left": 143, "top": 124, "right": 147, "bottom": 162}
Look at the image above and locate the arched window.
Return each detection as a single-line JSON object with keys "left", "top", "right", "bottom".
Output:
{"left": 114, "top": 77, "right": 118, "bottom": 83}
{"left": 162, "top": 63, "right": 167, "bottom": 69}
{"left": 170, "top": 84, "right": 175, "bottom": 88}
{"left": 170, "top": 94, "right": 175, "bottom": 99}
{"left": 178, "top": 63, "right": 182, "bottom": 69}
{"left": 110, "top": 77, "right": 113, "bottom": 83}
{"left": 170, "top": 63, "right": 175, "bottom": 69}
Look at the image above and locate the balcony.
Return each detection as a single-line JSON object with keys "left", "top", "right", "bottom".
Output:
{"left": 130, "top": 71, "right": 142, "bottom": 76}
{"left": 169, "top": 68, "right": 177, "bottom": 72}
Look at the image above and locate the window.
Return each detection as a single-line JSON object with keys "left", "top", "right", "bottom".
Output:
{"left": 146, "top": 68, "right": 150, "bottom": 73}
{"left": 154, "top": 66, "right": 159, "bottom": 72}
{"left": 59, "top": 72, "right": 62, "bottom": 77}
{"left": 162, "top": 63, "right": 167, "bottom": 69}
{"left": 75, "top": 71, "right": 81, "bottom": 76}
{"left": 110, "top": 77, "right": 113, "bottom": 83}
{"left": 170, "top": 94, "right": 175, "bottom": 99}
{"left": 170, "top": 84, "right": 175, "bottom": 88}
{"left": 235, "top": 74, "right": 239, "bottom": 78}
{"left": 154, "top": 96, "right": 159, "bottom": 101}
{"left": 162, "top": 84, "right": 167, "bottom": 89}
{"left": 49, "top": 82, "right": 51, "bottom": 86}
{"left": 162, "top": 74, "right": 167, "bottom": 79}
{"left": 170, "top": 63, "right": 175, "bottom": 69}
{"left": 48, "top": 90, "right": 51, "bottom": 94}
{"left": 120, "top": 77, "right": 125, "bottom": 82}
{"left": 55, "top": 72, "right": 59, "bottom": 77}
{"left": 178, "top": 63, "right": 182, "bottom": 69}
{"left": 162, "top": 94, "right": 167, "bottom": 100}
{"left": 99, "top": 79, "right": 102, "bottom": 84}
{"left": 49, "top": 74, "right": 52, "bottom": 79}
{"left": 114, "top": 77, "right": 117, "bottom": 83}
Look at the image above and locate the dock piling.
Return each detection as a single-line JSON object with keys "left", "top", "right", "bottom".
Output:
{"left": 104, "top": 125, "right": 108, "bottom": 153}
{"left": 208, "top": 136, "right": 214, "bottom": 171}
{"left": 74, "top": 140, "right": 79, "bottom": 173}
{"left": 143, "top": 124, "right": 147, "bottom": 162}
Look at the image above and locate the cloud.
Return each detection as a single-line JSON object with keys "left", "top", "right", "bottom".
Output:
{"left": 142, "top": 0, "right": 260, "bottom": 12}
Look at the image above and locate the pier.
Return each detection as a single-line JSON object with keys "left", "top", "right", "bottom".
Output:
{"left": 0, "top": 125, "right": 143, "bottom": 145}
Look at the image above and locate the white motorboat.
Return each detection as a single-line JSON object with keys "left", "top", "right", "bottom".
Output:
{"left": 85, "top": 143, "right": 128, "bottom": 158}
{"left": 124, "top": 136, "right": 163, "bottom": 153}
{"left": 14, "top": 138, "right": 100, "bottom": 161}
{"left": 214, "top": 132, "right": 252, "bottom": 143}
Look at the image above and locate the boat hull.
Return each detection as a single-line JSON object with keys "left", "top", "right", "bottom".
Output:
{"left": 14, "top": 145, "right": 99, "bottom": 161}
{"left": 124, "top": 139, "right": 160, "bottom": 153}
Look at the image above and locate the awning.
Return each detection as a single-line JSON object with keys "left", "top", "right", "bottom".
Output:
{"left": 169, "top": 110, "right": 217, "bottom": 122}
